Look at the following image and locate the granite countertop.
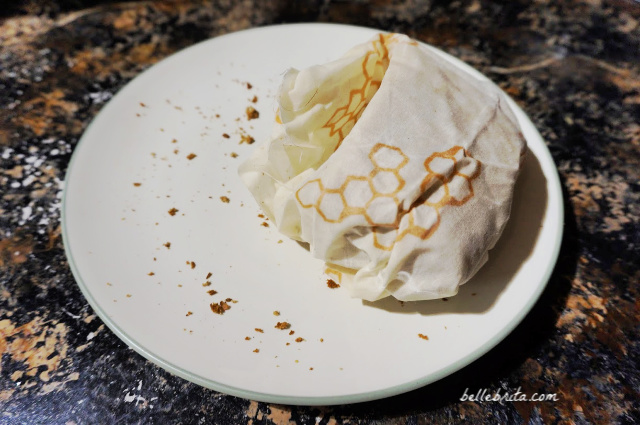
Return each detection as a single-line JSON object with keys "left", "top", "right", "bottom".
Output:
{"left": 1, "top": 0, "right": 639, "bottom": 423}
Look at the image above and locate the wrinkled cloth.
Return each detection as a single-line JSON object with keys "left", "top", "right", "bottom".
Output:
{"left": 239, "top": 33, "right": 526, "bottom": 301}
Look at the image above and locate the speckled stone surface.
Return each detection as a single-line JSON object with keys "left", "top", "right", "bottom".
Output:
{"left": 1, "top": 0, "right": 639, "bottom": 423}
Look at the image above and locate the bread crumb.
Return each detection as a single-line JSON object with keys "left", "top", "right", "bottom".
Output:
{"left": 275, "top": 322, "right": 290, "bottom": 330}
{"left": 326, "top": 279, "right": 340, "bottom": 289}
{"left": 246, "top": 82, "right": 252, "bottom": 89}
{"left": 255, "top": 328, "right": 264, "bottom": 333}
{"left": 206, "top": 272, "right": 212, "bottom": 279}
{"left": 261, "top": 222, "right": 269, "bottom": 227}
{"left": 230, "top": 152, "right": 238, "bottom": 158}
{"left": 148, "top": 272, "right": 155, "bottom": 276}
{"left": 418, "top": 333, "right": 429, "bottom": 340}
{"left": 245, "top": 336, "right": 251, "bottom": 340}
{"left": 133, "top": 182, "right": 141, "bottom": 187}
{"left": 168, "top": 208, "right": 178, "bottom": 216}
{"left": 220, "top": 196, "right": 230, "bottom": 203}
{"left": 210, "top": 303, "right": 224, "bottom": 315}
{"left": 186, "top": 153, "right": 197, "bottom": 160}
{"left": 171, "top": 138, "right": 177, "bottom": 143}
{"left": 126, "top": 294, "right": 132, "bottom": 298}
{"left": 289, "top": 330, "right": 294, "bottom": 335}
{"left": 202, "top": 281, "right": 212, "bottom": 287}
{"left": 295, "top": 337, "right": 304, "bottom": 343}
{"left": 273, "top": 311, "right": 280, "bottom": 316}
{"left": 186, "top": 311, "right": 193, "bottom": 316}
{"left": 163, "top": 242, "right": 171, "bottom": 249}
{"left": 207, "top": 289, "right": 217, "bottom": 296}
{"left": 246, "top": 106, "right": 259, "bottom": 120}
{"left": 240, "top": 134, "right": 255, "bottom": 145}
{"left": 188, "top": 261, "right": 196, "bottom": 269}
{"left": 222, "top": 133, "right": 230, "bottom": 138}
{"left": 251, "top": 95, "right": 258, "bottom": 103}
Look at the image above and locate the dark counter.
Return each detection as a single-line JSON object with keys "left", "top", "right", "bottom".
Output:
{"left": 1, "top": 1, "right": 639, "bottom": 423}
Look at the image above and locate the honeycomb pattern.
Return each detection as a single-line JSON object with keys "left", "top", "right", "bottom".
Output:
{"left": 389, "top": 146, "right": 482, "bottom": 250}
{"left": 321, "top": 34, "right": 415, "bottom": 149}
{"left": 296, "top": 143, "right": 408, "bottom": 226}
{"left": 274, "top": 34, "right": 418, "bottom": 134}
{"left": 296, "top": 144, "right": 481, "bottom": 251}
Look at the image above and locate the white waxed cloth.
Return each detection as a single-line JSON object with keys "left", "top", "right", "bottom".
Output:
{"left": 239, "top": 33, "right": 526, "bottom": 301}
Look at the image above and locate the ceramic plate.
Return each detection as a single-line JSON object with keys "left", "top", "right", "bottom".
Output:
{"left": 62, "top": 23, "right": 563, "bottom": 405}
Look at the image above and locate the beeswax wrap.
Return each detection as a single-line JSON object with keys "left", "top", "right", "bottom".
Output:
{"left": 240, "top": 33, "right": 526, "bottom": 301}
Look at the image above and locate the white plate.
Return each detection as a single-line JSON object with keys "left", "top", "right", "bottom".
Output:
{"left": 62, "top": 23, "right": 563, "bottom": 405}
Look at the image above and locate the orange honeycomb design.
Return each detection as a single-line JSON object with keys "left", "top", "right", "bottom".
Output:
{"left": 296, "top": 143, "right": 408, "bottom": 228}
{"left": 274, "top": 34, "right": 418, "bottom": 134}
{"left": 296, "top": 144, "right": 481, "bottom": 251}
{"left": 390, "top": 146, "right": 482, "bottom": 250}
{"left": 321, "top": 34, "right": 415, "bottom": 149}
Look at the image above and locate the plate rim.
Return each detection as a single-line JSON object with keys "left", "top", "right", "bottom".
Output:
{"left": 61, "top": 22, "right": 564, "bottom": 406}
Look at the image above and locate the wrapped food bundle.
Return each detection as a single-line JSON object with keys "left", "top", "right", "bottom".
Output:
{"left": 239, "top": 33, "right": 526, "bottom": 301}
